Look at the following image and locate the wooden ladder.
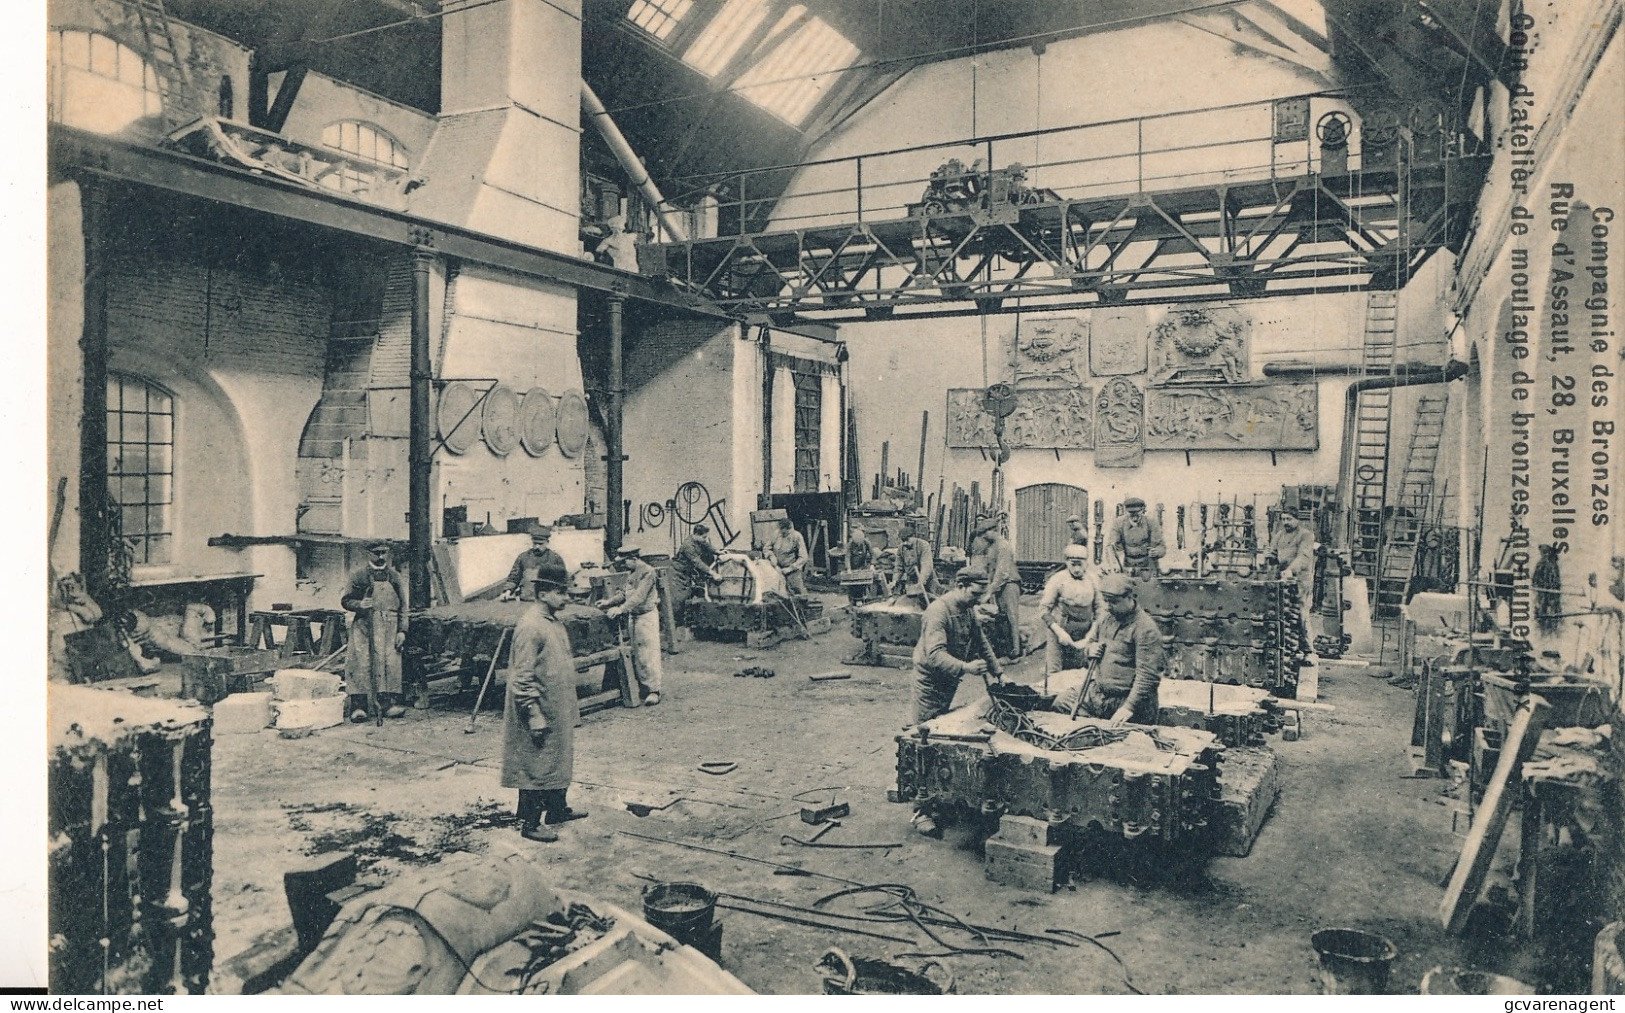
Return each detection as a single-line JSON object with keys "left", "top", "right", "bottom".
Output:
{"left": 1373, "top": 392, "right": 1448, "bottom": 616}
{"left": 1349, "top": 290, "right": 1399, "bottom": 579}
{"left": 130, "top": 0, "right": 191, "bottom": 126}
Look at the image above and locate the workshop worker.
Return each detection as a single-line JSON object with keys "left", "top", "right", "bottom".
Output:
{"left": 890, "top": 519, "right": 936, "bottom": 602}
{"left": 341, "top": 540, "right": 408, "bottom": 722}
{"left": 497, "top": 524, "right": 567, "bottom": 601}
{"left": 844, "top": 524, "right": 875, "bottom": 572}
{"left": 971, "top": 517, "right": 1021, "bottom": 659}
{"left": 1108, "top": 497, "right": 1166, "bottom": 577}
{"left": 599, "top": 546, "right": 664, "bottom": 705}
{"left": 1268, "top": 509, "right": 1317, "bottom": 611}
{"left": 502, "top": 560, "right": 587, "bottom": 843}
{"left": 1063, "top": 573, "right": 1166, "bottom": 725}
{"left": 909, "top": 569, "right": 993, "bottom": 839}
{"left": 670, "top": 523, "right": 721, "bottom": 606}
{"left": 1065, "top": 513, "right": 1090, "bottom": 548}
{"left": 769, "top": 518, "right": 810, "bottom": 596}
{"left": 1040, "top": 544, "right": 1102, "bottom": 677}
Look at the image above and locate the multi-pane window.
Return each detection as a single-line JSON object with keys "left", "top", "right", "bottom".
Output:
{"left": 792, "top": 368, "right": 822, "bottom": 492}
{"left": 319, "top": 120, "right": 408, "bottom": 194}
{"left": 108, "top": 374, "right": 174, "bottom": 567}
{"left": 734, "top": 13, "right": 858, "bottom": 125}
{"left": 626, "top": 0, "right": 694, "bottom": 41}
{"left": 682, "top": 0, "right": 774, "bottom": 76}
{"left": 47, "top": 30, "right": 163, "bottom": 134}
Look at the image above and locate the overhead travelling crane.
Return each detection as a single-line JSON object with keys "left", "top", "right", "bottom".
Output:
{"left": 641, "top": 107, "right": 1491, "bottom": 324}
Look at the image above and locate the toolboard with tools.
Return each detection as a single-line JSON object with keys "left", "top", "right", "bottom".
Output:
{"left": 1134, "top": 575, "right": 1311, "bottom": 697}
{"left": 402, "top": 601, "right": 620, "bottom": 696}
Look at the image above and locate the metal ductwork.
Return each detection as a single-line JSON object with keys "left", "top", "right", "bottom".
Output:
{"left": 581, "top": 83, "right": 688, "bottom": 243}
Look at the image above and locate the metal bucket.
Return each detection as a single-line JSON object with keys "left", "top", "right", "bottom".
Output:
{"left": 816, "top": 948, "right": 955, "bottom": 995}
{"left": 641, "top": 881, "right": 717, "bottom": 950}
{"left": 1310, "top": 928, "right": 1397, "bottom": 995}
{"left": 1420, "top": 966, "right": 1534, "bottom": 995}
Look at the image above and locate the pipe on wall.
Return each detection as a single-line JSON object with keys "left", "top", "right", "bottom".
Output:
{"left": 581, "top": 83, "right": 688, "bottom": 243}
{"left": 1317, "top": 359, "right": 1470, "bottom": 553}
{"left": 408, "top": 251, "right": 435, "bottom": 608}
{"left": 606, "top": 294, "right": 626, "bottom": 554}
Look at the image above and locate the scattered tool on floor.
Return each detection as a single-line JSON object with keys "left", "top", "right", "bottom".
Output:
{"left": 697, "top": 760, "right": 738, "bottom": 776}
{"left": 734, "top": 666, "right": 776, "bottom": 678}
{"left": 800, "top": 802, "right": 850, "bottom": 824}
{"left": 464, "top": 628, "right": 512, "bottom": 734}
{"left": 808, "top": 671, "right": 852, "bottom": 682}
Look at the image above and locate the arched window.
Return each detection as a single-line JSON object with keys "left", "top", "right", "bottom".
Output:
{"left": 320, "top": 121, "right": 409, "bottom": 195}
{"left": 47, "top": 30, "right": 163, "bottom": 134}
{"left": 108, "top": 373, "right": 174, "bottom": 566}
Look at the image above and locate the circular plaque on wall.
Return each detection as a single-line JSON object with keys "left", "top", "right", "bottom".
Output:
{"left": 519, "top": 387, "right": 557, "bottom": 457}
{"left": 482, "top": 384, "right": 521, "bottom": 456}
{"left": 555, "top": 389, "right": 589, "bottom": 459}
{"left": 436, "top": 381, "right": 480, "bottom": 455}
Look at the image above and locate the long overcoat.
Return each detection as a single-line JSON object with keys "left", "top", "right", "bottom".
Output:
{"left": 500, "top": 605, "right": 579, "bottom": 791}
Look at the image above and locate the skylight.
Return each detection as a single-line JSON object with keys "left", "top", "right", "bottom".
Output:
{"left": 733, "top": 13, "right": 859, "bottom": 125}
{"left": 626, "top": 0, "right": 694, "bottom": 42}
{"left": 682, "top": 0, "right": 774, "bottom": 76}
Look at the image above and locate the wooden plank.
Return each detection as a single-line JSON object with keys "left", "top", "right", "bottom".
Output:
{"left": 1439, "top": 693, "right": 1550, "bottom": 934}
{"left": 430, "top": 542, "right": 461, "bottom": 606}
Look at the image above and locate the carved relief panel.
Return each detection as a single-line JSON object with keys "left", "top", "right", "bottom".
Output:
{"left": 1149, "top": 304, "right": 1250, "bottom": 385}
{"left": 1144, "top": 383, "right": 1319, "bottom": 450}
{"left": 947, "top": 387, "right": 1095, "bottom": 449}
{"left": 1010, "top": 316, "right": 1087, "bottom": 386}
{"left": 1094, "top": 378, "right": 1145, "bottom": 468}
{"left": 1089, "top": 306, "right": 1149, "bottom": 376}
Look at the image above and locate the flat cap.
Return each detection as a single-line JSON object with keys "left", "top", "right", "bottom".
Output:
{"left": 1065, "top": 514, "right": 1085, "bottom": 525}
{"left": 529, "top": 522, "right": 554, "bottom": 538}
{"left": 1063, "top": 543, "right": 1090, "bottom": 559}
{"left": 954, "top": 567, "right": 990, "bottom": 587}
{"left": 615, "top": 545, "right": 642, "bottom": 558}
{"left": 693, "top": 523, "right": 710, "bottom": 535}
{"left": 367, "top": 538, "right": 393, "bottom": 550}
{"left": 1123, "top": 496, "right": 1146, "bottom": 509}
{"left": 1099, "top": 572, "right": 1137, "bottom": 597}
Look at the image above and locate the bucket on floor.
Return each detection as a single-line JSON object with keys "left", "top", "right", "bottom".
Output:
{"left": 1310, "top": 927, "right": 1397, "bottom": 995}
{"left": 642, "top": 881, "right": 717, "bottom": 951}
{"left": 816, "top": 948, "right": 954, "bottom": 995}
{"left": 1420, "top": 966, "right": 1533, "bottom": 995}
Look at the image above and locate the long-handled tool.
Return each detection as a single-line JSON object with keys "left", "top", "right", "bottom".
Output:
{"left": 463, "top": 627, "right": 511, "bottom": 734}
{"left": 1068, "top": 651, "right": 1103, "bottom": 721}
{"left": 765, "top": 591, "right": 814, "bottom": 641}
{"left": 614, "top": 615, "right": 640, "bottom": 708}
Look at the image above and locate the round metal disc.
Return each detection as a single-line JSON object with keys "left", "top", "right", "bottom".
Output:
{"left": 519, "top": 387, "right": 557, "bottom": 457}
{"left": 482, "top": 384, "right": 521, "bottom": 456}
{"left": 436, "top": 381, "right": 481, "bottom": 455}
{"left": 555, "top": 389, "right": 589, "bottom": 458}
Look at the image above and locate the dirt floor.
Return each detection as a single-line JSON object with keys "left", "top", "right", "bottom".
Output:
{"left": 199, "top": 594, "right": 1546, "bottom": 995}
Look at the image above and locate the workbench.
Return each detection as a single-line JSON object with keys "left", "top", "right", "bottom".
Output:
{"left": 128, "top": 570, "right": 260, "bottom": 646}
{"left": 402, "top": 601, "right": 624, "bottom": 704}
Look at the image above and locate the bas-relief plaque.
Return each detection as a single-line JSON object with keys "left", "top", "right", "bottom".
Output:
{"left": 1150, "top": 304, "right": 1250, "bottom": 386}
{"left": 947, "top": 387, "right": 1095, "bottom": 449}
{"left": 1010, "top": 316, "right": 1087, "bottom": 386}
{"left": 1144, "top": 383, "right": 1319, "bottom": 451}
{"left": 1094, "top": 377, "right": 1144, "bottom": 468}
{"left": 1089, "top": 307, "right": 1149, "bottom": 376}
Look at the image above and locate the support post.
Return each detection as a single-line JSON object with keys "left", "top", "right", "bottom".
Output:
{"left": 408, "top": 250, "right": 435, "bottom": 609}
{"left": 606, "top": 293, "right": 626, "bottom": 554}
{"left": 79, "top": 179, "right": 112, "bottom": 600}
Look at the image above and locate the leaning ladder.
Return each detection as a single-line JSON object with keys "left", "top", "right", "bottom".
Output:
{"left": 1349, "top": 291, "right": 1399, "bottom": 578}
{"left": 130, "top": 0, "right": 191, "bottom": 127}
{"left": 1374, "top": 392, "right": 1448, "bottom": 617}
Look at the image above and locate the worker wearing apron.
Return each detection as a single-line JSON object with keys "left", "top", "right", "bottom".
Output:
{"left": 341, "top": 540, "right": 408, "bottom": 722}
{"left": 1039, "top": 544, "right": 1101, "bottom": 678}
{"left": 497, "top": 524, "right": 567, "bottom": 602}
{"left": 502, "top": 559, "right": 586, "bottom": 843}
